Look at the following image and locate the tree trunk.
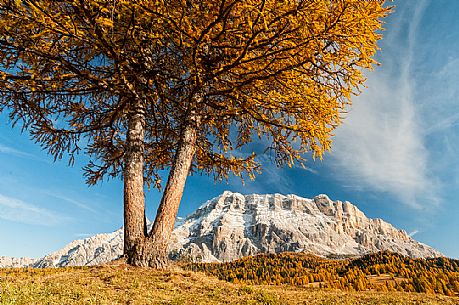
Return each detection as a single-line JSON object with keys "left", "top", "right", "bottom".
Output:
{"left": 129, "top": 112, "right": 199, "bottom": 268}
{"left": 123, "top": 101, "right": 147, "bottom": 263}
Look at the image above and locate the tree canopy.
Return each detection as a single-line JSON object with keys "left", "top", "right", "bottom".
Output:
{"left": 1, "top": 0, "right": 389, "bottom": 182}
{"left": 0, "top": 0, "right": 390, "bottom": 267}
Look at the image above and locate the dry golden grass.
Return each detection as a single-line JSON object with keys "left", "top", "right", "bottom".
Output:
{"left": 0, "top": 263, "right": 457, "bottom": 305}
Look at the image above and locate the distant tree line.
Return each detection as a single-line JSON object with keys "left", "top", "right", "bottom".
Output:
{"left": 186, "top": 251, "right": 459, "bottom": 296}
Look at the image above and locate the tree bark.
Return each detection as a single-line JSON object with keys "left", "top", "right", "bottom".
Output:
{"left": 153, "top": 120, "right": 198, "bottom": 265}
{"left": 128, "top": 110, "right": 199, "bottom": 268}
{"left": 123, "top": 101, "right": 146, "bottom": 263}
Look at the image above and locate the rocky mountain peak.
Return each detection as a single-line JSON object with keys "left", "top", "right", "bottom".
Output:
{"left": 0, "top": 256, "right": 36, "bottom": 268}
{"left": 0, "top": 191, "right": 442, "bottom": 268}
{"left": 169, "top": 191, "right": 440, "bottom": 262}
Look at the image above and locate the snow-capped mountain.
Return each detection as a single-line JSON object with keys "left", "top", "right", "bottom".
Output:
{"left": 0, "top": 191, "right": 441, "bottom": 268}
{"left": 32, "top": 229, "right": 124, "bottom": 268}
{"left": 169, "top": 191, "right": 440, "bottom": 262}
{"left": 0, "top": 256, "right": 36, "bottom": 268}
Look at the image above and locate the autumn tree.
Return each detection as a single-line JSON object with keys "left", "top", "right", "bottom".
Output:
{"left": 0, "top": 0, "right": 390, "bottom": 268}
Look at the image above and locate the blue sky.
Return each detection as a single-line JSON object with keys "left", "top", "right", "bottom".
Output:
{"left": 2, "top": 0, "right": 459, "bottom": 259}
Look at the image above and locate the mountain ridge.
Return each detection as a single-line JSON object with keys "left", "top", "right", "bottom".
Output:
{"left": 0, "top": 191, "right": 441, "bottom": 268}
{"left": 169, "top": 191, "right": 440, "bottom": 262}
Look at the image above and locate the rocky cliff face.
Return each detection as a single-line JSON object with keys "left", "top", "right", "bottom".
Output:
{"left": 0, "top": 256, "right": 36, "bottom": 268}
{"left": 169, "top": 191, "right": 441, "bottom": 262}
{"left": 0, "top": 192, "right": 441, "bottom": 268}
{"left": 32, "top": 229, "right": 124, "bottom": 268}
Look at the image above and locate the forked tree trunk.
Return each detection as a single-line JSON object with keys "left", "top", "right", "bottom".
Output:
{"left": 123, "top": 101, "right": 147, "bottom": 263}
{"left": 128, "top": 113, "right": 199, "bottom": 268}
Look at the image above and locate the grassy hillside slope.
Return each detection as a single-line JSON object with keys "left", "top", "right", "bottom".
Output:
{"left": 0, "top": 262, "right": 457, "bottom": 305}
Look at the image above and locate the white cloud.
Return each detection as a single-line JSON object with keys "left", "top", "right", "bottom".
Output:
{"left": 0, "top": 194, "right": 68, "bottom": 226}
{"left": 421, "top": 56, "right": 459, "bottom": 136}
{"left": 228, "top": 153, "right": 293, "bottom": 195}
{"left": 74, "top": 233, "right": 95, "bottom": 238}
{"left": 329, "top": 1, "right": 436, "bottom": 208}
{"left": 409, "top": 230, "right": 419, "bottom": 237}
{"left": 0, "top": 144, "right": 33, "bottom": 158}
{"left": 0, "top": 143, "right": 48, "bottom": 163}
{"left": 44, "top": 192, "right": 97, "bottom": 213}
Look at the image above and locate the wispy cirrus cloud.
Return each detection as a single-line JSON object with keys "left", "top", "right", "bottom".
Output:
{"left": 329, "top": 1, "right": 436, "bottom": 208}
{"left": 228, "top": 153, "right": 293, "bottom": 195}
{"left": 0, "top": 194, "right": 69, "bottom": 226}
{"left": 0, "top": 144, "right": 33, "bottom": 158}
{"left": 409, "top": 230, "right": 419, "bottom": 237}
{"left": 74, "top": 233, "right": 95, "bottom": 238}
{"left": 0, "top": 143, "right": 49, "bottom": 163}
{"left": 44, "top": 192, "right": 97, "bottom": 214}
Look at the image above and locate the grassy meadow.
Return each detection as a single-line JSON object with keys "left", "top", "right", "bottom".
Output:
{"left": 0, "top": 262, "right": 458, "bottom": 305}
